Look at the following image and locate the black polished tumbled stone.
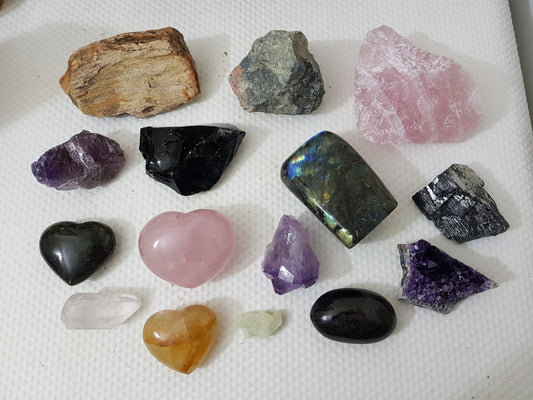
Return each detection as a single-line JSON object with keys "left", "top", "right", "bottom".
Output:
{"left": 310, "top": 288, "right": 396, "bottom": 344}
{"left": 39, "top": 221, "right": 116, "bottom": 286}
{"left": 139, "top": 125, "right": 246, "bottom": 196}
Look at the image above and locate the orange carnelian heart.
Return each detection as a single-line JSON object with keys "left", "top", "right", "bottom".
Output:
{"left": 143, "top": 305, "right": 217, "bottom": 374}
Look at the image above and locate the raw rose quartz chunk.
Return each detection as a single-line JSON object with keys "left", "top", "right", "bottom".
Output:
{"left": 354, "top": 26, "right": 482, "bottom": 144}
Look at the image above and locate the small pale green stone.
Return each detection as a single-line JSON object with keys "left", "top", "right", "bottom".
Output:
{"left": 239, "top": 311, "right": 283, "bottom": 339}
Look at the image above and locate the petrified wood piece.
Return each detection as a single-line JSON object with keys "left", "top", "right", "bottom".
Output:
{"left": 60, "top": 27, "right": 200, "bottom": 118}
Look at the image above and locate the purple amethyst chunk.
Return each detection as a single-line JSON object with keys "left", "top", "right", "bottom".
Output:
{"left": 262, "top": 215, "right": 320, "bottom": 295}
{"left": 31, "top": 130, "right": 125, "bottom": 190}
{"left": 398, "top": 239, "right": 497, "bottom": 313}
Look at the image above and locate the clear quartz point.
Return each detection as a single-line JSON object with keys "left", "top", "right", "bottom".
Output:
{"left": 61, "top": 292, "right": 141, "bottom": 329}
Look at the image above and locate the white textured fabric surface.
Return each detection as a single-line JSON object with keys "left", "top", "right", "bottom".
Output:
{"left": 1, "top": 1, "right": 532, "bottom": 399}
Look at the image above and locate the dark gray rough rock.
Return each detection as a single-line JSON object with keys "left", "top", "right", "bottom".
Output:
{"left": 412, "top": 164, "right": 509, "bottom": 243}
{"left": 228, "top": 30, "right": 325, "bottom": 114}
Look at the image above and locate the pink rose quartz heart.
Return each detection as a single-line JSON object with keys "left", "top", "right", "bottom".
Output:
{"left": 138, "top": 210, "right": 236, "bottom": 288}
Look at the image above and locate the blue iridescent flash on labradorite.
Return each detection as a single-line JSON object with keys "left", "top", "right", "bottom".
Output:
{"left": 281, "top": 131, "right": 398, "bottom": 248}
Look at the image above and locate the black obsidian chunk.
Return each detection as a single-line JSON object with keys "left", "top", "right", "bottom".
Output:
{"left": 140, "top": 125, "right": 246, "bottom": 196}
{"left": 412, "top": 164, "right": 509, "bottom": 243}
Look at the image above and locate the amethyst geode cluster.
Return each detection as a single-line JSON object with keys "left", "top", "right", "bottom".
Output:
{"left": 398, "top": 239, "right": 498, "bottom": 314}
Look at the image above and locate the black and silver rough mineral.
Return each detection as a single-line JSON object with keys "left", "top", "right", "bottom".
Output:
{"left": 228, "top": 30, "right": 325, "bottom": 114}
{"left": 412, "top": 164, "right": 509, "bottom": 243}
{"left": 139, "top": 125, "right": 245, "bottom": 196}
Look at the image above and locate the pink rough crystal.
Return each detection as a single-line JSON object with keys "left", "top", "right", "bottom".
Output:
{"left": 354, "top": 26, "right": 482, "bottom": 144}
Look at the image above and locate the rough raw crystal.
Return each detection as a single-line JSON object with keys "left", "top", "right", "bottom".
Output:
{"left": 354, "top": 25, "right": 482, "bottom": 144}
{"left": 39, "top": 221, "right": 116, "bottom": 286}
{"left": 61, "top": 292, "right": 141, "bottom": 330}
{"left": 31, "top": 130, "right": 125, "bottom": 190}
{"left": 139, "top": 125, "right": 245, "bottom": 196}
{"left": 143, "top": 305, "right": 217, "bottom": 374}
{"left": 60, "top": 27, "right": 200, "bottom": 118}
{"left": 239, "top": 311, "right": 283, "bottom": 339}
{"left": 229, "top": 30, "right": 325, "bottom": 114}
{"left": 262, "top": 215, "right": 319, "bottom": 295}
{"left": 281, "top": 131, "right": 397, "bottom": 248}
{"left": 310, "top": 288, "right": 397, "bottom": 344}
{"left": 398, "top": 239, "right": 498, "bottom": 313}
{"left": 139, "top": 210, "right": 236, "bottom": 288}
{"left": 412, "top": 164, "right": 509, "bottom": 242}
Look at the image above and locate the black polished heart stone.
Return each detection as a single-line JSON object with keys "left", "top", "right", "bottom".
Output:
{"left": 39, "top": 221, "right": 116, "bottom": 286}
{"left": 310, "top": 288, "right": 396, "bottom": 344}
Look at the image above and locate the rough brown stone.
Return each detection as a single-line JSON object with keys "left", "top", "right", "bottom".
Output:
{"left": 59, "top": 27, "right": 200, "bottom": 118}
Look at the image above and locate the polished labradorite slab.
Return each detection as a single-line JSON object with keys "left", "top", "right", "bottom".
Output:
{"left": 281, "top": 131, "right": 397, "bottom": 248}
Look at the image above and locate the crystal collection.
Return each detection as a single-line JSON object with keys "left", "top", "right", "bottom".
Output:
{"left": 33, "top": 25, "right": 509, "bottom": 373}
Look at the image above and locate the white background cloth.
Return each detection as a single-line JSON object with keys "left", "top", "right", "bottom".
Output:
{"left": 1, "top": 1, "right": 532, "bottom": 399}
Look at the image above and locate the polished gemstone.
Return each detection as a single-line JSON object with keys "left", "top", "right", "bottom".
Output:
{"left": 31, "top": 130, "right": 125, "bottom": 190}
{"left": 138, "top": 210, "right": 236, "bottom": 288}
{"left": 262, "top": 215, "right": 319, "bottom": 294}
{"left": 239, "top": 311, "right": 283, "bottom": 339}
{"left": 310, "top": 288, "right": 396, "bottom": 343}
{"left": 398, "top": 239, "right": 498, "bottom": 313}
{"left": 61, "top": 292, "right": 141, "bottom": 329}
{"left": 412, "top": 164, "right": 509, "bottom": 242}
{"left": 354, "top": 26, "right": 481, "bottom": 144}
{"left": 281, "top": 131, "right": 397, "bottom": 248}
{"left": 139, "top": 125, "right": 245, "bottom": 196}
{"left": 39, "top": 221, "right": 116, "bottom": 285}
{"left": 143, "top": 305, "right": 217, "bottom": 374}
{"left": 229, "top": 30, "right": 325, "bottom": 114}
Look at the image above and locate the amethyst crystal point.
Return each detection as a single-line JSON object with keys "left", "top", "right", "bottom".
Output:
{"left": 398, "top": 239, "right": 498, "bottom": 314}
{"left": 412, "top": 164, "right": 509, "bottom": 242}
{"left": 262, "top": 215, "right": 320, "bottom": 295}
{"left": 139, "top": 125, "right": 246, "bottom": 196}
{"left": 31, "top": 130, "right": 125, "bottom": 190}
